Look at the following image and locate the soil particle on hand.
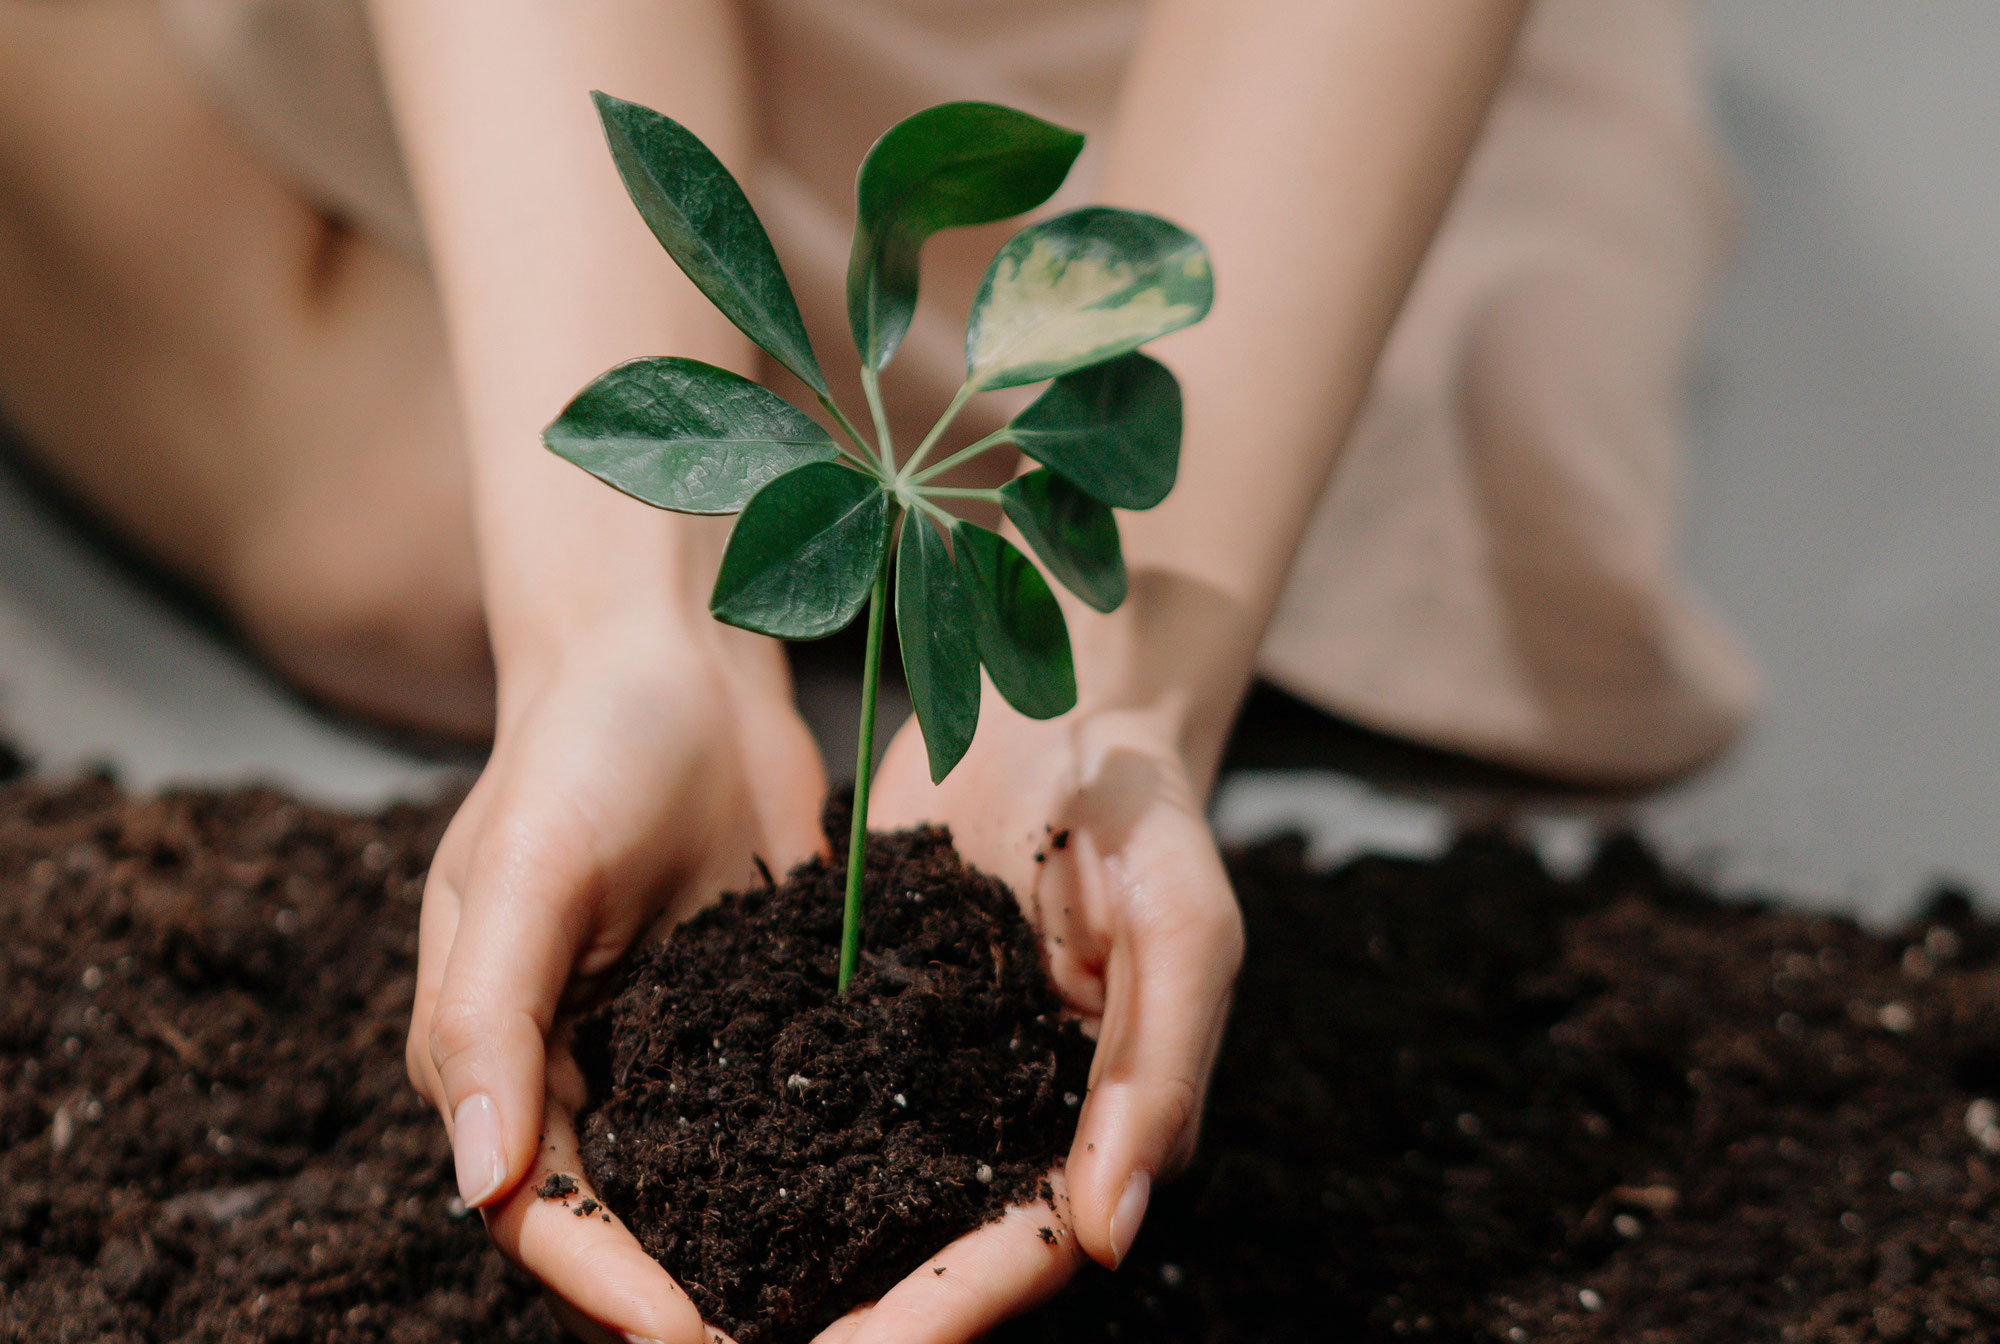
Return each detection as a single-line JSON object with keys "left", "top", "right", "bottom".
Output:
{"left": 535, "top": 1172, "right": 578, "bottom": 1201}
{"left": 573, "top": 810, "right": 1093, "bottom": 1344}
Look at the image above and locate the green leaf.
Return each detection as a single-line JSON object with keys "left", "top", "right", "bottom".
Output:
{"left": 964, "top": 207, "right": 1213, "bottom": 391}
{"left": 593, "top": 91, "right": 827, "bottom": 396}
{"left": 711, "top": 462, "right": 888, "bottom": 638}
{"left": 896, "top": 512, "right": 981, "bottom": 781}
{"left": 1007, "top": 352, "right": 1182, "bottom": 510}
{"left": 997, "top": 469, "right": 1126, "bottom": 614}
{"left": 952, "top": 522, "right": 1076, "bottom": 719}
{"left": 848, "top": 102, "right": 1084, "bottom": 372}
{"left": 543, "top": 357, "right": 839, "bottom": 514}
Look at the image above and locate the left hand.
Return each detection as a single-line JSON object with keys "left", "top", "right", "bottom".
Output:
{"left": 812, "top": 699, "right": 1245, "bottom": 1342}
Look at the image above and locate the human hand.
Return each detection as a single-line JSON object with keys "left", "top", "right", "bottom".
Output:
{"left": 817, "top": 699, "right": 1245, "bottom": 1342}
{"left": 407, "top": 619, "right": 825, "bottom": 1342}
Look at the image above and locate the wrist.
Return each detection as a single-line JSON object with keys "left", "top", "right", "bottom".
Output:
{"left": 1065, "top": 566, "right": 1261, "bottom": 792}
{"left": 488, "top": 577, "right": 791, "bottom": 734}
{"left": 475, "top": 457, "right": 734, "bottom": 661}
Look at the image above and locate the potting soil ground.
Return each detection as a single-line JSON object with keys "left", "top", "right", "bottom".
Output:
{"left": 5, "top": 769, "right": 2000, "bottom": 1342}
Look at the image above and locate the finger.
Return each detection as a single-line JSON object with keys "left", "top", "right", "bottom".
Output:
{"left": 429, "top": 821, "right": 602, "bottom": 1208}
{"left": 407, "top": 771, "right": 495, "bottom": 1113}
{"left": 545, "top": 1294, "right": 625, "bottom": 1344}
{"left": 812, "top": 1312, "right": 867, "bottom": 1344}
{"left": 406, "top": 864, "right": 463, "bottom": 1113}
{"left": 828, "top": 1176, "right": 1080, "bottom": 1344}
{"left": 486, "top": 1098, "right": 717, "bottom": 1344}
{"left": 1065, "top": 825, "right": 1243, "bottom": 1270}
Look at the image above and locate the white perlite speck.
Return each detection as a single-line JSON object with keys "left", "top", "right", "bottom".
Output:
{"left": 1968, "top": 1099, "right": 2000, "bottom": 1152}
{"left": 1878, "top": 1002, "right": 1916, "bottom": 1034}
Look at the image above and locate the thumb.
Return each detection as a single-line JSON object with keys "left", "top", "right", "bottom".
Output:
{"left": 1064, "top": 828, "right": 1242, "bottom": 1269}
{"left": 427, "top": 832, "right": 605, "bottom": 1208}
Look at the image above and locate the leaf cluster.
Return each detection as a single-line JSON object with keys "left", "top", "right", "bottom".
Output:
{"left": 546, "top": 95, "right": 1212, "bottom": 782}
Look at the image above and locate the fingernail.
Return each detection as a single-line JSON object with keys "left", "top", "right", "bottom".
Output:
{"left": 451, "top": 1093, "right": 507, "bottom": 1207}
{"left": 1109, "top": 1170, "right": 1149, "bottom": 1268}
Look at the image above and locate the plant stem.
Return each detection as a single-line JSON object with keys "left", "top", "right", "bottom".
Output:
{"left": 818, "top": 392, "right": 885, "bottom": 473}
{"left": 861, "top": 366, "right": 896, "bottom": 472}
{"left": 907, "top": 427, "right": 1013, "bottom": 486}
{"left": 897, "top": 381, "right": 976, "bottom": 479}
{"left": 838, "top": 508, "right": 899, "bottom": 994}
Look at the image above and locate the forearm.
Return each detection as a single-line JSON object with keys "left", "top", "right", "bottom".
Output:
{"left": 1074, "top": 0, "right": 1529, "bottom": 777}
{"left": 366, "top": 0, "right": 761, "bottom": 685}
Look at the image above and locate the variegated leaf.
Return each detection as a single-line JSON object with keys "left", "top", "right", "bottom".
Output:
{"left": 964, "top": 208, "right": 1213, "bottom": 391}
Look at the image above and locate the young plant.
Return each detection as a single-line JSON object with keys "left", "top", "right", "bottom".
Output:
{"left": 545, "top": 95, "right": 1212, "bottom": 992}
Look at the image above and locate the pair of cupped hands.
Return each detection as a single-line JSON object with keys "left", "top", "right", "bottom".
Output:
{"left": 404, "top": 608, "right": 1244, "bottom": 1343}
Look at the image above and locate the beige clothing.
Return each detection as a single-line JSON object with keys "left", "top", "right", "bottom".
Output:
{"left": 160, "top": 0, "right": 1756, "bottom": 785}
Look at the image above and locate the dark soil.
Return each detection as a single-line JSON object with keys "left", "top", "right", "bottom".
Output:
{"left": 996, "top": 836, "right": 2000, "bottom": 1344}
{"left": 574, "top": 802, "right": 1094, "bottom": 1341}
{"left": 8, "top": 767, "right": 2000, "bottom": 1342}
{"left": 0, "top": 771, "right": 559, "bottom": 1343}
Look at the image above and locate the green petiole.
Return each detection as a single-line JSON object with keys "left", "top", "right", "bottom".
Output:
{"left": 904, "top": 427, "right": 1014, "bottom": 488}
{"left": 917, "top": 485, "right": 1001, "bottom": 502}
{"left": 818, "top": 392, "right": 886, "bottom": 473}
{"left": 895, "top": 381, "right": 976, "bottom": 478}
{"left": 861, "top": 366, "right": 897, "bottom": 471}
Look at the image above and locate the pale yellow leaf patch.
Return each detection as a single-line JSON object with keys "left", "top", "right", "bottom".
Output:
{"left": 968, "top": 237, "right": 1204, "bottom": 388}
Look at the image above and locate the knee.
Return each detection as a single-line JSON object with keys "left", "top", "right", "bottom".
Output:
{"left": 229, "top": 505, "right": 495, "bottom": 740}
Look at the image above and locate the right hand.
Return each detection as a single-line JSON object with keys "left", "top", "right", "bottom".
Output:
{"left": 406, "top": 617, "right": 826, "bottom": 1342}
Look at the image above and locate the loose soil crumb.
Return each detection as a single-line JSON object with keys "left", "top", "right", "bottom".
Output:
{"left": 8, "top": 770, "right": 2000, "bottom": 1342}
{"left": 573, "top": 807, "right": 1094, "bottom": 1343}
{"left": 0, "top": 772, "right": 558, "bottom": 1342}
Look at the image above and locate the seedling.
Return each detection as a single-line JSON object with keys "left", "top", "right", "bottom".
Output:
{"left": 546, "top": 95, "right": 1212, "bottom": 991}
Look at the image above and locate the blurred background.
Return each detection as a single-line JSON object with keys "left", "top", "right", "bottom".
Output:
{"left": 2, "top": 2, "right": 1995, "bottom": 921}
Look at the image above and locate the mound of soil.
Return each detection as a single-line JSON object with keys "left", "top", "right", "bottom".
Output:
{"left": 6, "top": 767, "right": 2000, "bottom": 1342}
{"left": 574, "top": 806, "right": 1094, "bottom": 1342}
